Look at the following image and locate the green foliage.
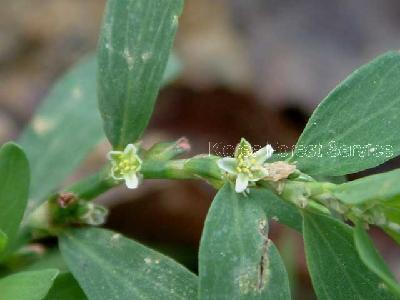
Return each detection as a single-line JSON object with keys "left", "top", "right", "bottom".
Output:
{"left": 0, "top": 269, "right": 59, "bottom": 300}
{"left": 354, "top": 223, "right": 400, "bottom": 297}
{"left": 382, "top": 199, "right": 400, "bottom": 245}
{"left": 1, "top": 0, "right": 400, "bottom": 298}
{"left": 98, "top": 0, "right": 184, "bottom": 149}
{"left": 19, "top": 57, "right": 100, "bottom": 213}
{"left": 0, "top": 143, "right": 30, "bottom": 257}
{"left": 19, "top": 54, "right": 180, "bottom": 213}
{"left": 0, "top": 230, "right": 7, "bottom": 254}
{"left": 44, "top": 272, "right": 87, "bottom": 300}
{"left": 199, "top": 184, "right": 291, "bottom": 299}
{"left": 294, "top": 51, "right": 400, "bottom": 176}
{"left": 22, "top": 250, "right": 69, "bottom": 274}
{"left": 59, "top": 228, "right": 197, "bottom": 300}
{"left": 333, "top": 168, "right": 400, "bottom": 205}
{"left": 333, "top": 170, "right": 400, "bottom": 238}
{"left": 303, "top": 212, "right": 395, "bottom": 300}
{"left": 144, "top": 138, "right": 190, "bottom": 161}
{"left": 181, "top": 156, "right": 223, "bottom": 183}
{"left": 254, "top": 187, "right": 302, "bottom": 232}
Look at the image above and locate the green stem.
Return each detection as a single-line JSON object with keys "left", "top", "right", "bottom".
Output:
{"left": 65, "top": 167, "right": 117, "bottom": 200}
{"left": 60, "top": 156, "right": 223, "bottom": 202}
{"left": 142, "top": 160, "right": 193, "bottom": 180}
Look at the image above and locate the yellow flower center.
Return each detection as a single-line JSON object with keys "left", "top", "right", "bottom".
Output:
{"left": 236, "top": 151, "right": 258, "bottom": 178}
{"left": 112, "top": 155, "right": 140, "bottom": 178}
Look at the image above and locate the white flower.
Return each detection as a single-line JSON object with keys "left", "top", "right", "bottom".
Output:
{"left": 107, "top": 144, "right": 142, "bottom": 189}
{"left": 217, "top": 138, "right": 274, "bottom": 193}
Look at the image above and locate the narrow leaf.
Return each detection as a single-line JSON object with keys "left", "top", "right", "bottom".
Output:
{"left": 44, "top": 272, "right": 87, "bottom": 300}
{"left": 294, "top": 51, "right": 400, "bottom": 175}
{"left": 332, "top": 170, "right": 400, "bottom": 243}
{"left": 0, "top": 143, "right": 30, "bottom": 255}
{"left": 354, "top": 223, "right": 400, "bottom": 297}
{"left": 253, "top": 187, "right": 302, "bottom": 232}
{"left": 59, "top": 228, "right": 197, "bottom": 300}
{"left": 303, "top": 212, "right": 396, "bottom": 300}
{"left": 19, "top": 57, "right": 100, "bottom": 213}
{"left": 98, "top": 0, "right": 184, "bottom": 149}
{"left": 333, "top": 169, "right": 400, "bottom": 205}
{"left": 0, "top": 269, "right": 59, "bottom": 300}
{"left": 380, "top": 198, "right": 400, "bottom": 246}
{"left": 199, "top": 184, "right": 291, "bottom": 299}
{"left": 19, "top": 54, "right": 181, "bottom": 213}
{"left": 22, "top": 250, "right": 69, "bottom": 273}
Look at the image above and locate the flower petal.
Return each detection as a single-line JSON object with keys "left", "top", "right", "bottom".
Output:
{"left": 217, "top": 158, "right": 237, "bottom": 174}
{"left": 124, "top": 172, "right": 139, "bottom": 189}
{"left": 250, "top": 168, "right": 269, "bottom": 181}
{"left": 254, "top": 144, "right": 274, "bottom": 163}
{"left": 107, "top": 150, "right": 123, "bottom": 161}
{"left": 123, "top": 144, "right": 137, "bottom": 155}
{"left": 235, "top": 173, "right": 249, "bottom": 193}
{"left": 234, "top": 138, "right": 253, "bottom": 158}
{"left": 110, "top": 168, "right": 124, "bottom": 180}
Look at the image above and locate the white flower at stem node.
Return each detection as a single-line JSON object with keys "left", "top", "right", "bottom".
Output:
{"left": 217, "top": 138, "right": 274, "bottom": 193}
{"left": 107, "top": 144, "right": 142, "bottom": 189}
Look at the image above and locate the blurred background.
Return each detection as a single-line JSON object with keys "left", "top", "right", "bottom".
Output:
{"left": 1, "top": 0, "right": 400, "bottom": 298}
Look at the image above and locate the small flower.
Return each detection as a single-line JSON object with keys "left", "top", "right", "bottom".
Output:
{"left": 217, "top": 138, "right": 274, "bottom": 193}
{"left": 107, "top": 144, "right": 142, "bottom": 189}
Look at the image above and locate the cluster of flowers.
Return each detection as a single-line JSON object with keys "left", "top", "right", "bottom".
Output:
{"left": 107, "top": 139, "right": 295, "bottom": 193}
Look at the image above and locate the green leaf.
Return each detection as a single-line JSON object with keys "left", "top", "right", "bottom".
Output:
{"left": 0, "top": 143, "right": 30, "bottom": 255}
{"left": 294, "top": 51, "right": 400, "bottom": 176}
{"left": 354, "top": 223, "right": 400, "bottom": 297}
{"left": 44, "top": 272, "right": 87, "bottom": 300}
{"left": 0, "top": 269, "right": 59, "bottom": 300}
{"left": 253, "top": 187, "right": 302, "bottom": 232}
{"left": 22, "top": 250, "right": 69, "bottom": 273}
{"left": 19, "top": 55, "right": 180, "bottom": 213}
{"left": 59, "top": 228, "right": 197, "bottom": 300}
{"left": 144, "top": 138, "right": 190, "bottom": 161}
{"left": 184, "top": 156, "right": 224, "bottom": 182}
{"left": 199, "top": 184, "right": 291, "bottom": 299}
{"left": 98, "top": 0, "right": 184, "bottom": 149}
{"left": 312, "top": 174, "right": 347, "bottom": 184}
{"left": 381, "top": 198, "right": 400, "bottom": 245}
{"left": 303, "top": 212, "right": 396, "bottom": 300}
{"left": 19, "top": 57, "right": 101, "bottom": 213}
{"left": 0, "top": 249, "right": 68, "bottom": 279}
{"left": 332, "top": 170, "right": 400, "bottom": 242}
{"left": 0, "top": 230, "right": 7, "bottom": 253}
{"left": 333, "top": 169, "right": 400, "bottom": 205}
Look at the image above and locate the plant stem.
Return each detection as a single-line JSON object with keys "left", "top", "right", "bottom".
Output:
{"left": 65, "top": 167, "right": 116, "bottom": 200}
{"left": 61, "top": 156, "right": 223, "bottom": 202}
{"left": 142, "top": 160, "right": 193, "bottom": 180}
